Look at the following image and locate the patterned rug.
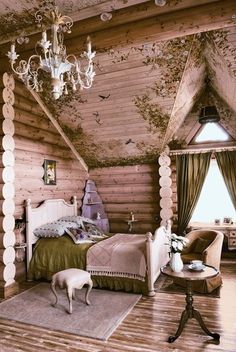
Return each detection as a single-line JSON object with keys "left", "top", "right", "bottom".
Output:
{"left": 0, "top": 282, "right": 141, "bottom": 341}
{"left": 155, "top": 274, "right": 220, "bottom": 298}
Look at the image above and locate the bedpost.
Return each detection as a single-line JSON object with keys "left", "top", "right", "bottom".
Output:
{"left": 146, "top": 223, "right": 171, "bottom": 297}
{"left": 146, "top": 232, "right": 155, "bottom": 297}
{"left": 166, "top": 219, "right": 172, "bottom": 234}
{"left": 71, "top": 195, "right": 78, "bottom": 215}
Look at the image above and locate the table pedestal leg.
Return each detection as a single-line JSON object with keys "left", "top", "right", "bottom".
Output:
{"left": 192, "top": 308, "right": 220, "bottom": 340}
{"left": 168, "top": 281, "right": 220, "bottom": 343}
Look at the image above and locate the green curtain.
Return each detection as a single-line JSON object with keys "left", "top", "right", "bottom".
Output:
{"left": 215, "top": 151, "right": 236, "bottom": 210}
{"left": 176, "top": 152, "right": 211, "bottom": 234}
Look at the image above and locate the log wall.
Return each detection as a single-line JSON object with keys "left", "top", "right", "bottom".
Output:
{"left": 13, "top": 79, "right": 88, "bottom": 215}
{"left": 90, "top": 164, "right": 160, "bottom": 234}
{"left": 0, "top": 73, "right": 18, "bottom": 298}
{"left": 0, "top": 74, "right": 89, "bottom": 289}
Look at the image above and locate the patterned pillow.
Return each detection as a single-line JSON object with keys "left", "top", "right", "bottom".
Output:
{"left": 80, "top": 216, "right": 95, "bottom": 225}
{"left": 58, "top": 216, "right": 95, "bottom": 229}
{"left": 33, "top": 222, "right": 67, "bottom": 238}
{"left": 84, "top": 223, "right": 106, "bottom": 237}
{"left": 65, "top": 227, "right": 95, "bottom": 244}
{"left": 57, "top": 216, "right": 84, "bottom": 228}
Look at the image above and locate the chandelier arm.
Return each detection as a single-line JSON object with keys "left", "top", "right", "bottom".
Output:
{"left": 66, "top": 53, "right": 95, "bottom": 80}
{"left": 10, "top": 54, "right": 41, "bottom": 77}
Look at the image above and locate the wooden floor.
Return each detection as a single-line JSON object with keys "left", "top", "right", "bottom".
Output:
{"left": 0, "top": 259, "right": 236, "bottom": 352}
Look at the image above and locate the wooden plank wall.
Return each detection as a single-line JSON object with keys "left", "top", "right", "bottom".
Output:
{"left": 90, "top": 164, "right": 160, "bottom": 234}
{"left": 14, "top": 80, "right": 88, "bottom": 213}
{"left": 12, "top": 79, "right": 88, "bottom": 281}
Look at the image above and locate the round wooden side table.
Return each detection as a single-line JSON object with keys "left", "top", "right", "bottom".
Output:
{"left": 161, "top": 264, "right": 220, "bottom": 343}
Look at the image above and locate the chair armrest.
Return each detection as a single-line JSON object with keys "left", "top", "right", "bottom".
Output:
{"left": 202, "top": 232, "right": 224, "bottom": 269}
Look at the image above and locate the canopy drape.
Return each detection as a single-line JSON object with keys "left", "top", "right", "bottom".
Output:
{"left": 215, "top": 151, "right": 236, "bottom": 210}
{"left": 176, "top": 152, "right": 211, "bottom": 234}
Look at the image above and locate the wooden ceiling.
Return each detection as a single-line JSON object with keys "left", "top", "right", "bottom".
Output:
{"left": 1, "top": 0, "right": 236, "bottom": 168}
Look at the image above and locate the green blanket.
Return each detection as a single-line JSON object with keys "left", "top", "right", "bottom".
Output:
{"left": 28, "top": 235, "right": 92, "bottom": 280}
{"left": 28, "top": 234, "right": 148, "bottom": 294}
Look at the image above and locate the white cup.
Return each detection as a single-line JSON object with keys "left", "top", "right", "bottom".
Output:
{"left": 191, "top": 260, "right": 203, "bottom": 268}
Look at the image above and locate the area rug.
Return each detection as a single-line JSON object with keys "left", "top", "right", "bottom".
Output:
{"left": 0, "top": 283, "right": 141, "bottom": 341}
{"left": 155, "top": 274, "right": 220, "bottom": 298}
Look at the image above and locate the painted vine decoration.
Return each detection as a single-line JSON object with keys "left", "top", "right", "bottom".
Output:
{"left": 207, "top": 29, "right": 236, "bottom": 75}
{"left": 61, "top": 124, "right": 84, "bottom": 142}
{"left": 89, "top": 153, "right": 159, "bottom": 169}
{"left": 133, "top": 93, "right": 169, "bottom": 134}
{"left": 168, "top": 139, "right": 186, "bottom": 150}
{"left": 0, "top": 9, "right": 36, "bottom": 37}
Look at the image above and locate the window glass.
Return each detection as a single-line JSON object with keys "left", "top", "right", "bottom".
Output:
{"left": 195, "top": 123, "right": 229, "bottom": 143}
{"left": 190, "top": 159, "right": 236, "bottom": 223}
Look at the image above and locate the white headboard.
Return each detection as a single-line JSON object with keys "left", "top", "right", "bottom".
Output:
{"left": 25, "top": 196, "right": 78, "bottom": 270}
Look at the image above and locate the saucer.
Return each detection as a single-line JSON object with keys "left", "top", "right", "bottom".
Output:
{"left": 188, "top": 264, "right": 206, "bottom": 272}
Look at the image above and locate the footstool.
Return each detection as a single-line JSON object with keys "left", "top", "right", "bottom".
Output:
{"left": 51, "top": 268, "right": 93, "bottom": 314}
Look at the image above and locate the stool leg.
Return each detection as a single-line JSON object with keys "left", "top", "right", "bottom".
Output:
{"left": 72, "top": 288, "right": 76, "bottom": 300}
{"left": 51, "top": 281, "right": 58, "bottom": 307}
{"left": 66, "top": 287, "right": 73, "bottom": 314}
{"left": 85, "top": 279, "right": 93, "bottom": 305}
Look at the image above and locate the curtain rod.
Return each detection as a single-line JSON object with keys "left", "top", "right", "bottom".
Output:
{"left": 169, "top": 146, "right": 236, "bottom": 155}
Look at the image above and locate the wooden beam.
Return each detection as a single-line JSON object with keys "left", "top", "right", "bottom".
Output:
{"left": 170, "top": 142, "right": 236, "bottom": 154}
{"left": 0, "top": 0, "right": 222, "bottom": 47}
{"left": 70, "top": 0, "right": 222, "bottom": 38}
{"left": 0, "top": 0, "right": 151, "bottom": 46}
{"left": 1, "top": 1, "right": 234, "bottom": 55}
{"left": 66, "top": 0, "right": 236, "bottom": 52}
{"left": 27, "top": 89, "right": 89, "bottom": 172}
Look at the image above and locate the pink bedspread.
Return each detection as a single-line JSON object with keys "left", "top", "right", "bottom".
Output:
{"left": 86, "top": 233, "right": 147, "bottom": 281}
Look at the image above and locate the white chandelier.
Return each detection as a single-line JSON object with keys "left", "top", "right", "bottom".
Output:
{"left": 7, "top": 6, "right": 96, "bottom": 100}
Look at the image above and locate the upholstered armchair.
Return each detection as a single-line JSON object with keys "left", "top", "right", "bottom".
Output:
{"left": 174, "top": 229, "right": 224, "bottom": 293}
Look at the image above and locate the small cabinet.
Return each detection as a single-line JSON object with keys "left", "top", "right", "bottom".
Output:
{"left": 81, "top": 180, "right": 109, "bottom": 232}
{"left": 228, "top": 230, "right": 236, "bottom": 250}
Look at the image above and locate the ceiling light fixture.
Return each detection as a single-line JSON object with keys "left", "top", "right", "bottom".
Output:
{"left": 7, "top": 6, "right": 96, "bottom": 100}
{"left": 100, "top": 12, "right": 112, "bottom": 21}
{"left": 199, "top": 106, "right": 220, "bottom": 124}
{"left": 199, "top": 78, "right": 220, "bottom": 124}
{"left": 154, "top": 0, "right": 167, "bottom": 6}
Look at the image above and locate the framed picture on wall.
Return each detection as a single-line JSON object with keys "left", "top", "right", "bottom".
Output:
{"left": 43, "top": 159, "right": 56, "bottom": 185}
{"left": 223, "top": 217, "right": 232, "bottom": 225}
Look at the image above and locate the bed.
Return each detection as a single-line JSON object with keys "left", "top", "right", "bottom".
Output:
{"left": 26, "top": 197, "right": 170, "bottom": 296}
